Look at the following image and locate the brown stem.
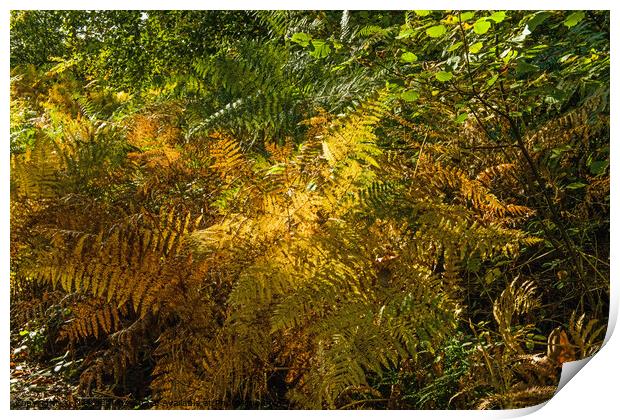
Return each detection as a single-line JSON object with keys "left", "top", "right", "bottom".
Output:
{"left": 456, "top": 12, "right": 589, "bottom": 304}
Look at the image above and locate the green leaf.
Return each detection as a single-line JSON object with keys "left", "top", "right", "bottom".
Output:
{"left": 526, "top": 340, "right": 535, "bottom": 351}
{"left": 563, "top": 11, "right": 585, "bottom": 28}
{"left": 460, "top": 12, "right": 475, "bottom": 22}
{"left": 516, "top": 59, "right": 539, "bottom": 75}
{"left": 447, "top": 41, "right": 463, "bottom": 52}
{"left": 469, "top": 42, "right": 483, "bottom": 54}
{"left": 527, "top": 12, "right": 551, "bottom": 32}
{"left": 473, "top": 19, "right": 491, "bottom": 34}
{"left": 400, "top": 90, "right": 420, "bottom": 102}
{"left": 589, "top": 160, "right": 609, "bottom": 175}
{"left": 401, "top": 52, "right": 418, "bottom": 62}
{"left": 426, "top": 24, "right": 447, "bottom": 38}
{"left": 501, "top": 48, "right": 518, "bottom": 63}
{"left": 566, "top": 182, "right": 587, "bottom": 190}
{"left": 435, "top": 71, "right": 453, "bottom": 82}
{"left": 489, "top": 11, "right": 506, "bottom": 23}
{"left": 414, "top": 10, "right": 431, "bottom": 17}
{"left": 551, "top": 144, "right": 573, "bottom": 159}
{"left": 455, "top": 113, "right": 469, "bottom": 123}
{"left": 291, "top": 32, "right": 311, "bottom": 47}
{"left": 486, "top": 74, "right": 499, "bottom": 86}
{"left": 310, "top": 40, "right": 331, "bottom": 58}
{"left": 396, "top": 27, "right": 414, "bottom": 39}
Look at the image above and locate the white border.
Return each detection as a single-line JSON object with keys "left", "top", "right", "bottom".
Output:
{"left": 0, "top": 1, "right": 616, "bottom": 11}
{"left": 2, "top": 2, "right": 618, "bottom": 419}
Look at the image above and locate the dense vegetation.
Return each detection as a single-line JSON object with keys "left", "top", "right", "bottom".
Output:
{"left": 10, "top": 10, "right": 609, "bottom": 409}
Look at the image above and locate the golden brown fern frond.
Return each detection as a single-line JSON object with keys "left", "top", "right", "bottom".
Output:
{"left": 11, "top": 137, "right": 65, "bottom": 200}
{"left": 493, "top": 279, "right": 540, "bottom": 353}
{"left": 60, "top": 298, "right": 128, "bottom": 342}
{"left": 566, "top": 312, "right": 606, "bottom": 359}
{"left": 21, "top": 206, "right": 203, "bottom": 320}
{"left": 476, "top": 163, "right": 516, "bottom": 187}
{"left": 209, "top": 133, "right": 251, "bottom": 181}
